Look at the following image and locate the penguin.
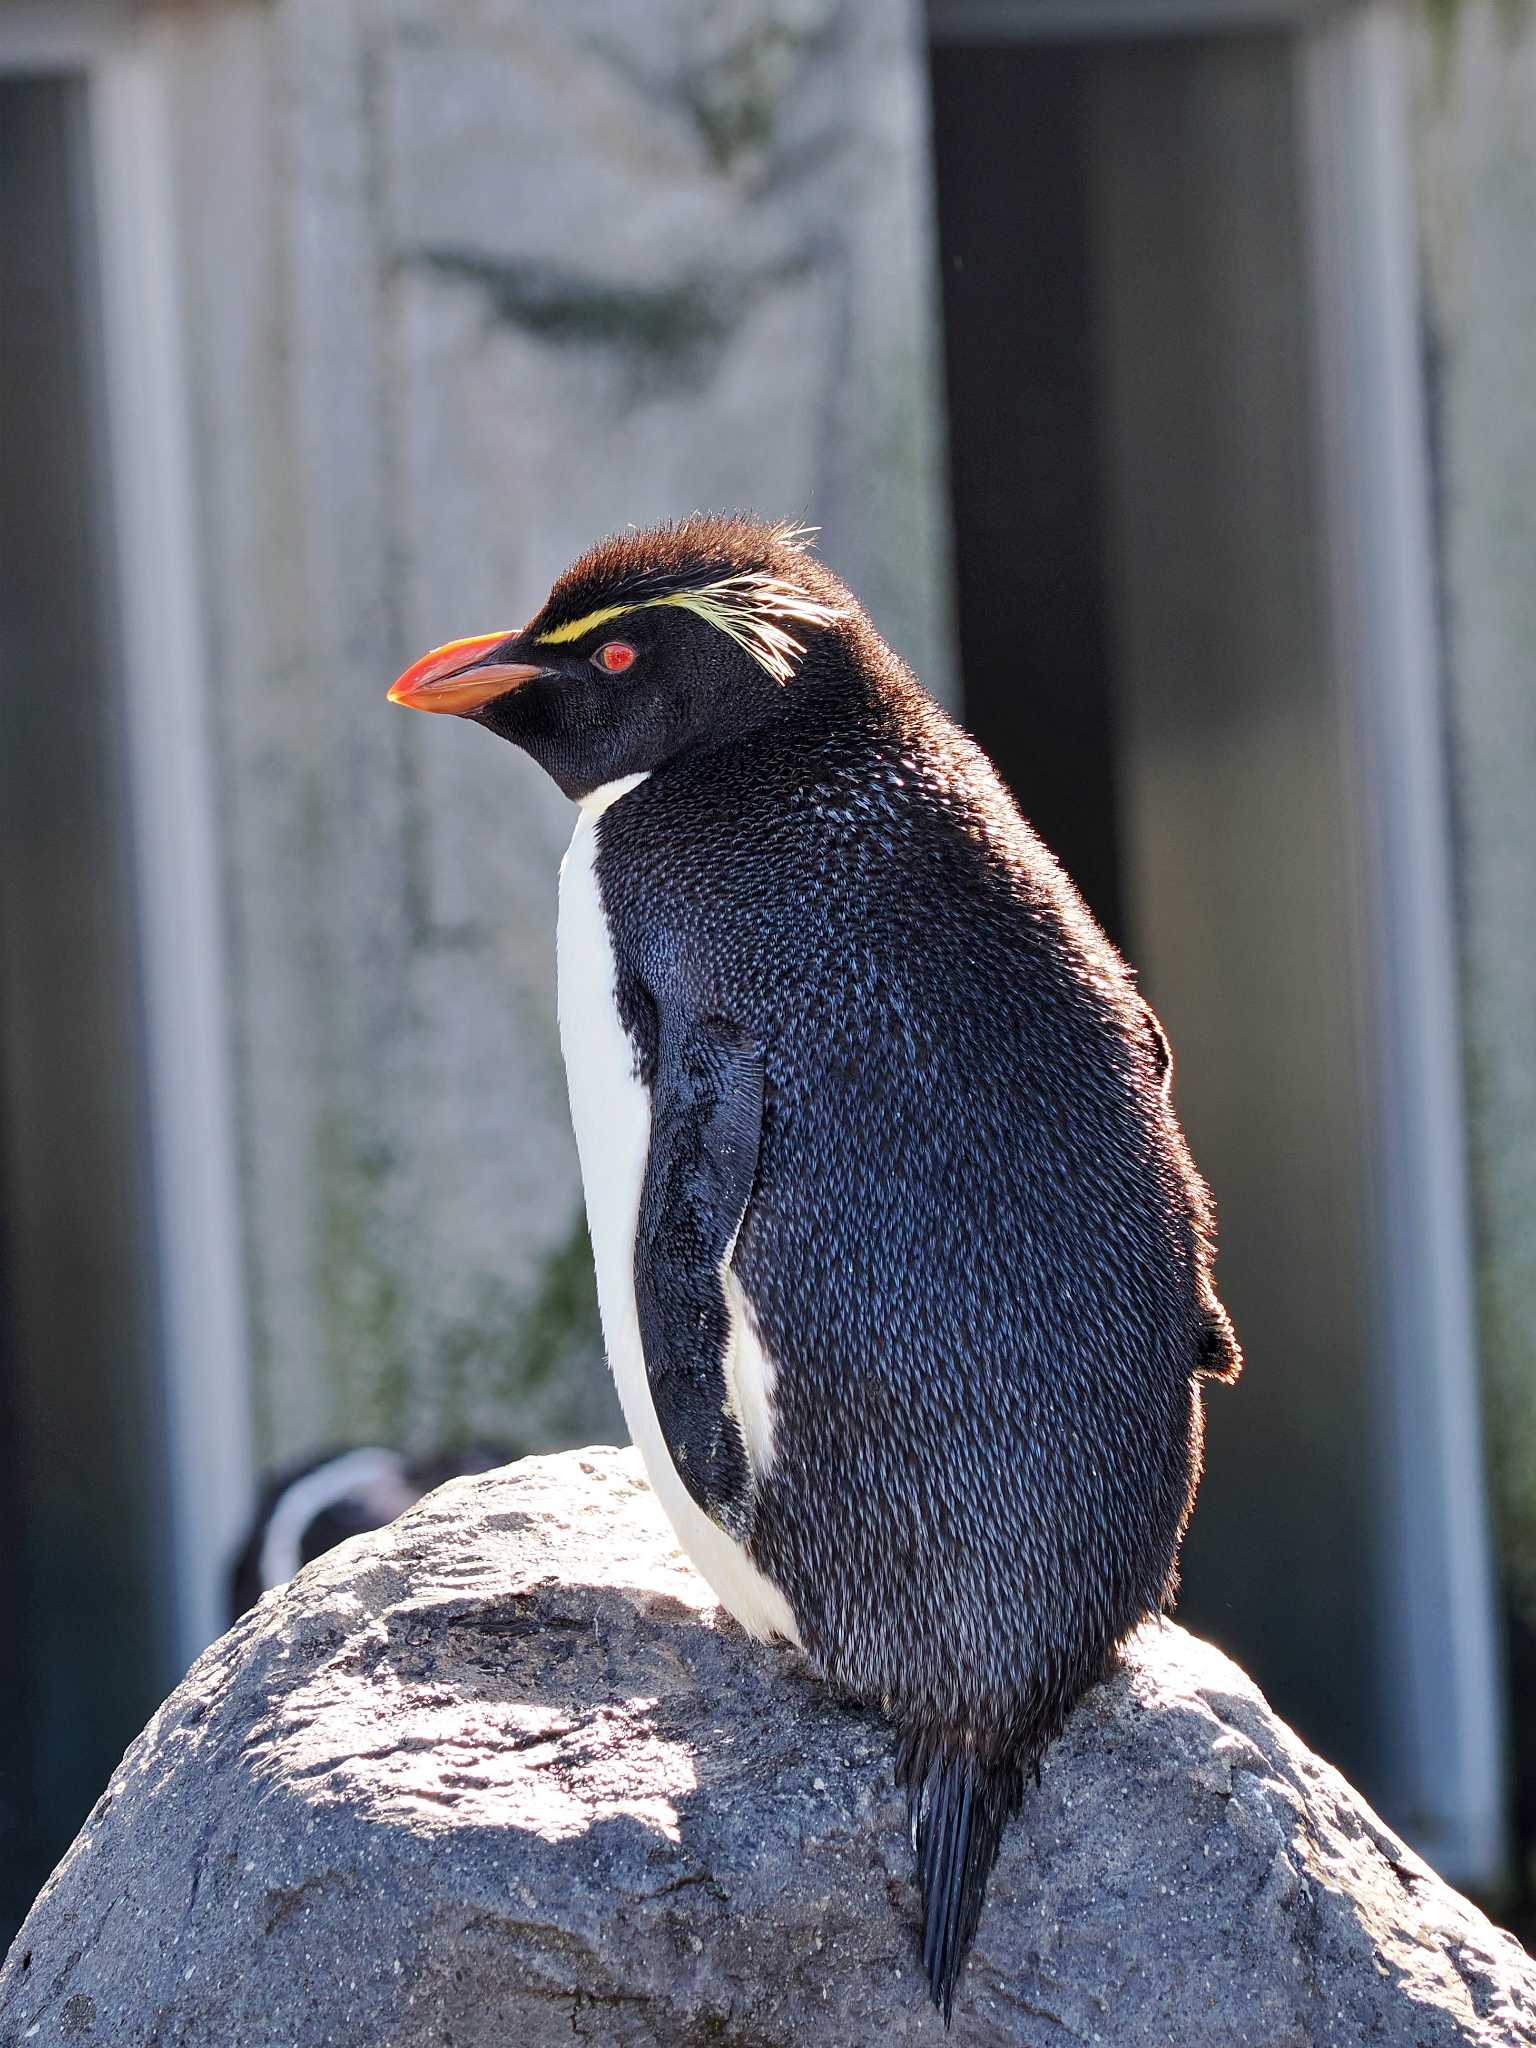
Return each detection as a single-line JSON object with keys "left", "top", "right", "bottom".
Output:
{"left": 227, "top": 1443, "right": 515, "bottom": 1622}
{"left": 388, "top": 516, "right": 1241, "bottom": 2020}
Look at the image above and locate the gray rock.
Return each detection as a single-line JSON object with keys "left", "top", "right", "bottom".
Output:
{"left": 3, "top": 1447, "right": 1532, "bottom": 2045}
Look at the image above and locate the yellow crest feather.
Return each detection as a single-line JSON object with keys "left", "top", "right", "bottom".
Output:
{"left": 533, "top": 561, "right": 844, "bottom": 682}
{"left": 533, "top": 603, "right": 632, "bottom": 647}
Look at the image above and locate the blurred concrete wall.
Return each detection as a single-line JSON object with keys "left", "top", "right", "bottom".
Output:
{"left": 1410, "top": 0, "right": 1536, "bottom": 1629}
{"left": 156, "top": 0, "right": 953, "bottom": 1465}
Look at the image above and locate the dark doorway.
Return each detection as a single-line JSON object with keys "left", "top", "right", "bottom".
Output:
{"left": 930, "top": 47, "right": 1123, "bottom": 947}
{"left": 0, "top": 75, "right": 172, "bottom": 1944}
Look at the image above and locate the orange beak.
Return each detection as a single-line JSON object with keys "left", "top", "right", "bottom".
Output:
{"left": 387, "top": 630, "right": 546, "bottom": 715}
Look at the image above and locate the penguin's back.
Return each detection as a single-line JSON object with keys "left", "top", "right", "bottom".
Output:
{"left": 593, "top": 666, "right": 1235, "bottom": 1738}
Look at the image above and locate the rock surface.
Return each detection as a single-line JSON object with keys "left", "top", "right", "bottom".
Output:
{"left": 3, "top": 1447, "right": 1533, "bottom": 2046}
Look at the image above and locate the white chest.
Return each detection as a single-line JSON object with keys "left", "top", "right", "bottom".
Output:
{"left": 555, "top": 791, "right": 799, "bottom": 1645}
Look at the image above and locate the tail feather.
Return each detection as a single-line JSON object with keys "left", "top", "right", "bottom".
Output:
{"left": 898, "top": 1728, "right": 1024, "bottom": 2025}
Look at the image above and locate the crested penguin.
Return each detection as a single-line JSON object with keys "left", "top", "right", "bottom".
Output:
{"left": 389, "top": 517, "right": 1241, "bottom": 2019}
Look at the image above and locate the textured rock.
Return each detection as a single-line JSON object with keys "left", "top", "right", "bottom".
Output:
{"left": 3, "top": 1448, "right": 1532, "bottom": 2046}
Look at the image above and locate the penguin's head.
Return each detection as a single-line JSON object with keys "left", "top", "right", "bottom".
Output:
{"left": 387, "top": 516, "right": 854, "bottom": 802}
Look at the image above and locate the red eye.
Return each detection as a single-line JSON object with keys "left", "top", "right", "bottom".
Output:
{"left": 592, "top": 641, "right": 636, "bottom": 674}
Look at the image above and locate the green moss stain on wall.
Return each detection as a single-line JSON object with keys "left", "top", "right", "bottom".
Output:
{"left": 1423, "top": 0, "right": 1534, "bottom": 75}
{"left": 507, "top": 1210, "right": 603, "bottom": 1399}
{"left": 310, "top": 1096, "right": 609, "bottom": 1456}
{"left": 681, "top": 17, "right": 821, "bottom": 176}
{"left": 312, "top": 1110, "right": 410, "bottom": 1444}
{"left": 431, "top": 1210, "right": 608, "bottom": 1454}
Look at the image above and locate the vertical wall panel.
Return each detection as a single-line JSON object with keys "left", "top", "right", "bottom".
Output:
{"left": 0, "top": 73, "right": 170, "bottom": 1917}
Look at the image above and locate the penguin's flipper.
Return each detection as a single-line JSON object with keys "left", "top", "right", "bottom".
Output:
{"left": 634, "top": 1015, "right": 764, "bottom": 1538}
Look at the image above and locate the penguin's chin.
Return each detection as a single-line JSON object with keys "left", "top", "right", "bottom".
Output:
{"left": 466, "top": 681, "right": 650, "bottom": 805}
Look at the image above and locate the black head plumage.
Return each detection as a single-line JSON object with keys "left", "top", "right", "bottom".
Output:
{"left": 390, "top": 513, "right": 867, "bottom": 800}
{"left": 524, "top": 513, "right": 831, "bottom": 638}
